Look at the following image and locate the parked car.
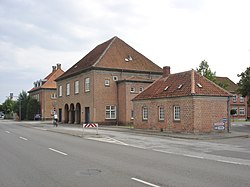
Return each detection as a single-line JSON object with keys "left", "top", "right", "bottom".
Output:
{"left": 34, "top": 114, "right": 41, "bottom": 120}
{"left": 0, "top": 112, "right": 5, "bottom": 119}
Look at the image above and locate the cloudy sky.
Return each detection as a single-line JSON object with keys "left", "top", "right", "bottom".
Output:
{"left": 1, "top": 0, "right": 250, "bottom": 103}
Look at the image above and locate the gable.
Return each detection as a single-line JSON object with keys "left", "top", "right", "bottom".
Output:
{"left": 57, "top": 36, "right": 162, "bottom": 81}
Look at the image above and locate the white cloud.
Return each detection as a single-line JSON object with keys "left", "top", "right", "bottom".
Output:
{"left": 1, "top": 0, "right": 250, "bottom": 103}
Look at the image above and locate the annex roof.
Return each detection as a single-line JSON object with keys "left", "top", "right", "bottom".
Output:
{"left": 216, "top": 76, "right": 238, "bottom": 93}
{"left": 133, "top": 70, "right": 231, "bottom": 100}
{"left": 57, "top": 36, "right": 162, "bottom": 81}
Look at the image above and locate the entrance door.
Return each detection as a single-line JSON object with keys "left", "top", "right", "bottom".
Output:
{"left": 85, "top": 107, "right": 90, "bottom": 123}
{"left": 59, "top": 108, "right": 62, "bottom": 122}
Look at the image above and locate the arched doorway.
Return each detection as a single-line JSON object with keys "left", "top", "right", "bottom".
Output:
{"left": 75, "top": 103, "right": 81, "bottom": 124}
{"left": 69, "top": 103, "right": 75, "bottom": 124}
{"left": 64, "top": 104, "right": 69, "bottom": 123}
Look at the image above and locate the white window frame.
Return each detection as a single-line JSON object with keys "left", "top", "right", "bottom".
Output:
{"left": 159, "top": 106, "right": 164, "bottom": 121}
{"left": 139, "top": 87, "right": 144, "bottom": 93}
{"left": 105, "top": 106, "right": 116, "bottom": 119}
{"left": 59, "top": 85, "right": 62, "bottom": 97}
{"left": 142, "top": 107, "right": 148, "bottom": 120}
{"left": 85, "top": 77, "right": 90, "bottom": 92}
{"left": 130, "top": 87, "right": 135, "bottom": 93}
{"left": 113, "top": 76, "right": 118, "bottom": 81}
{"left": 66, "top": 83, "right": 70, "bottom": 96}
{"left": 239, "top": 108, "right": 245, "bottom": 116}
{"left": 75, "top": 80, "right": 79, "bottom": 94}
{"left": 232, "top": 95, "right": 237, "bottom": 102}
{"left": 51, "top": 92, "right": 57, "bottom": 99}
{"left": 174, "top": 106, "right": 181, "bottom": 121}
{"left": 104, "top": 79, "right": 110, "bottom": 86}
{"left": 239, "top": 96, "right": 244, "bottom": 103}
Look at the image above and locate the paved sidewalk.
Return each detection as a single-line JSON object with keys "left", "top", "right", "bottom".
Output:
{"left": 19, "top": 121, "right": 250, "bottom": 140}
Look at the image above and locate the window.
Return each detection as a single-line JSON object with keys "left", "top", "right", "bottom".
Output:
{"left": 232, "top": 95, "right": 237, "bottom": 102}
{"left": 142, "top": 107, "right": 148, "bottom": 120}
{"left": 240, "top": 96, "right": 244, "bottom": 103}
{"left": 139, "top": 87, "right": 144, "bottom": 93}
{"left": 239, "top": 108, "right": 245, "bottom": 115}
{"left": 66, "top": 83, "right": 70, "bottom": 96}
{"left": 104, "top": 79, "right": 110, "bottom": 86}
{"left": 51, "top": 93, "right": 57, "bottom": 99}
{"left": 174, "top": 106, "right": 181, "bottom": 121}
{"left": 113, "top": 76, "right": 118, "bottom": 81}
{"left": 75, "top": 81, "right": 79, "bottom": 94}
{"left": 85, "top": 78, "right": 90, "bottom": 92}
{"left": 59, "top": 85, "right": 62, "bottom": 97}
{"left": 131, "top": 110, "right": 134, "bottom": 119}
{"left": 105, "top": 106, "right": 116, "bottom": 119}
{"left": 130, "top": 87, "right": 135, "bottom": 93}
{"left": 159, "top": 106, "right": 164, "bottom": 121}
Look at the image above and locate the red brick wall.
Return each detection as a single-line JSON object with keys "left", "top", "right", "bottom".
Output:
{"left": 133, "top": 96, "right": 229, "bottom": 133}
{"left": 57, "top": 69, "right": 161, "bottom": 125}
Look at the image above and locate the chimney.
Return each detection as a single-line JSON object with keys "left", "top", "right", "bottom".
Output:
{"left": 52, "top": 66, "right": 56, "bottom": 72}
{"left": 163, "top": 66, "right": 170, "bottom": 77}
{"left": 57, "top": 63, "right": 61, "bottom": 70}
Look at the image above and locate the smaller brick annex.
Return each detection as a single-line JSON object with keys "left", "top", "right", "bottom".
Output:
{"left": 132, "top": 67, "right": 232, "bottom": 133}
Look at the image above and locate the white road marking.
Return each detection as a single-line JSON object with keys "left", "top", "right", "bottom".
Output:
{"left": 153, "top": 149, "right": 175, "bottom": 154}
{"left": 217, "top": 160, "right": 243, "bottom": 165}
{"left": 87, "top": 136, "right": 128, "bottom": 146}
{"left": 131, "top": 177, "right": 160, "bottom": 187}
{"left": 33, "top": 127, "right": 47, "bottom": 131}
{"left": 49, "top": 148, "right": 68, "bottom": 156}
{"left": 19, "top": 137, "right": 28, "bottom": 141}
{"left": 5, "top": 131, "right": 10, "bottom": 134}
{"left": 183, "top": 154, "right": 204, "bottom": 159}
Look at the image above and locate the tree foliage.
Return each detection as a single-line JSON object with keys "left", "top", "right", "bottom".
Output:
{"left": 196, "top": 60, "right": 217, "bottom": 82}
{"left": 13, "top": 91, "right": 40, "bottom": 120}
{"left": 237, "top": 67, "right": 250, "bottom": 106}
{"left": 2, "top": 98, "right": 16, "bottom": 114}
{"left": 196, "top": 60, "right": 228, "bottom": 89}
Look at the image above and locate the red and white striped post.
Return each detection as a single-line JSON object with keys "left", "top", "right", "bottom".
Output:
{"left": 82, "top": 123, "right": 99, "bottom": 136}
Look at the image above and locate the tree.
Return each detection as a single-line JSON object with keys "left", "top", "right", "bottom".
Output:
{"left": 26, "top": 97, "right": 40, "bottom": 120}
{"left": 196, "top": 60, "right": 217, "bottom": 82}
{"left": 237, "top": 67, "right": 250, "bottom": 106}
{"left": 13, "top": 91, "right": 29, "bottom": 120}
{"left": 196, "top": 60, "right": 228, "bottom": 89}
{"left": 2, "top": 98, "right": 15, "bottom": 115}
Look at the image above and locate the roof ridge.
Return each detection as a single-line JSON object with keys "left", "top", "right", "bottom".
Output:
{"left": 92, "top": 36, "right": 117, "bottom": 67}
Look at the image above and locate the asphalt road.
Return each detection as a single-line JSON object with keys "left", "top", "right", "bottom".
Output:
{"left": 0, "top": 121, "right": 250, "bottom": 187}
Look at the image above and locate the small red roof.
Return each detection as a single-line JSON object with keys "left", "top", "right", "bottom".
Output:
{"left": 29, "top": 66, "right": 64, "bottom": 93}
{"left": 133, "top": 70, "right": 231, "bottom": 100}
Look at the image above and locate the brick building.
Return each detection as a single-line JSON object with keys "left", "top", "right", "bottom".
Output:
{"left": 132, "top": 67, "right": 231, "bottom": 133}
{"left": 216, "top": 76, "right": 249, "bottom": 120}
{"left": 28, "top": 64, "right": 64, "bottom": 120}
{"left": 56, "top": 36, "right": 162, "bottom": 125}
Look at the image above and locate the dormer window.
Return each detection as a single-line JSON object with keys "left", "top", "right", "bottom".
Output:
{"left": 164, "top": 86, "right": 169, "bottom": 91}
{"left": 178, "top": 84, "right": 183, "bottom": 89}
{"left": 197, "top": 83, "right": 202, "bottom": 88}
{"left": 125, "top": 55, "right": 133, "bottom": 62}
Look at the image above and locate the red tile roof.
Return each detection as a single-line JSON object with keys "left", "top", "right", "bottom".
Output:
{"left": 216, "top": 76, "right": 238, "bottom": 93}
{"left": 57, "top": 36, "right": 162, "bottom": 80}
{"left": 29, "top": 67, "right": 64, "bottom": 93}
{"left": 133, "top": 70, "right": 231, "bottom": 100}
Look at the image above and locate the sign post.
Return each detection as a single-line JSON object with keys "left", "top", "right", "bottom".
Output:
{"left": 82, "top": 123, "right": 99, "bottom": 137}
